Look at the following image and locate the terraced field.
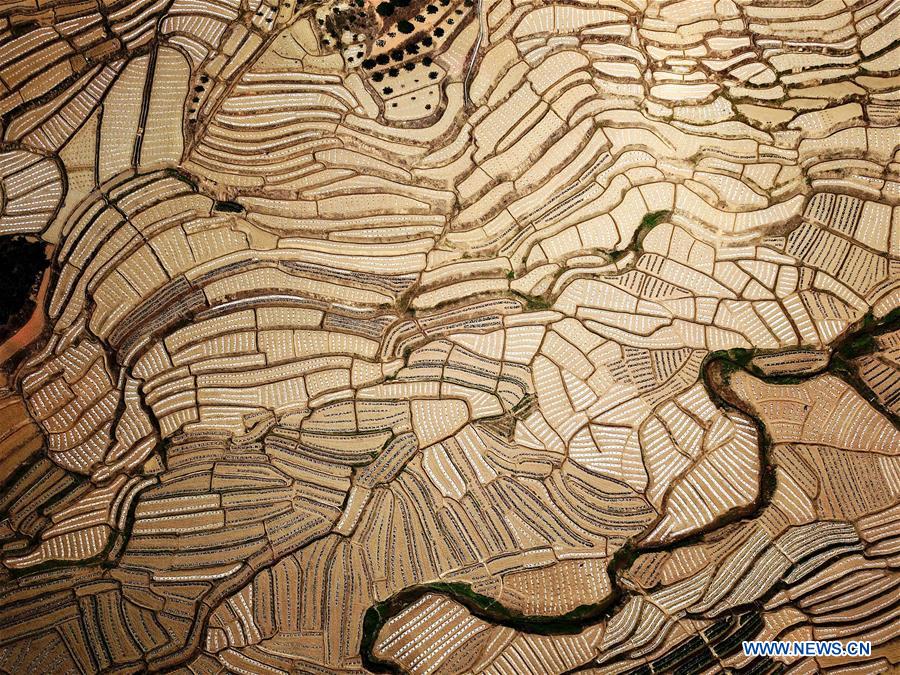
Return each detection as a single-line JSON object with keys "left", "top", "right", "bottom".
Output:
{"left": 0, "top": 0, "right": 898, "bottom": 672}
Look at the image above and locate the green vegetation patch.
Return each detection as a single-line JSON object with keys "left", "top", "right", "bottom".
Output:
{"left": 640, "top": 209, "right": 670, "bottom": 229}
{"left": 630, "top": 210, "right": 671, "bottom": 253}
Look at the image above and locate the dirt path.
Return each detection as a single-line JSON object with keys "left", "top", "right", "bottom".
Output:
{"left": 0, "top": 246, "right": 54, "bottom": 370}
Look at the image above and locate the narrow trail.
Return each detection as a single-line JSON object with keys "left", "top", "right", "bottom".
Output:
{"left": 0, "top": 245, "right": 54, "bottom": 373}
